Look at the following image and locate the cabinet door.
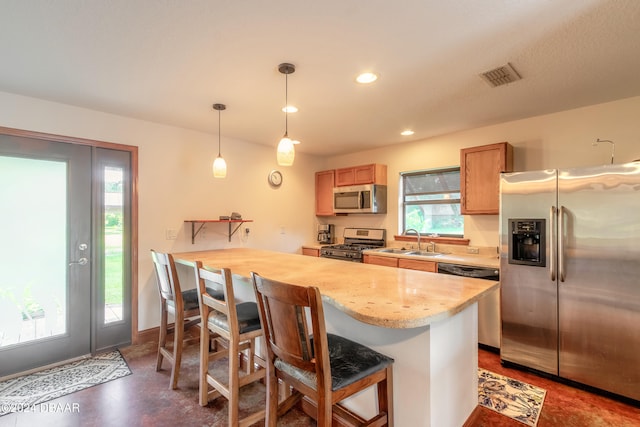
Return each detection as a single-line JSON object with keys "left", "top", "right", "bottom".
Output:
{"left": 460, "top": 142, "right": 513, "bottom": 214}
{"left": 336, "top": 164, "right": 387, "bottom": 186}
{"left": 398, "top": 259, "right": 437, "bottom": 272}
{"left": 335, "top": 167, "right": 355, "bottom": 186}
{"left": 315, "top": 170, "right": 335, "bottom": 216}
{"left": 353, "top": 164, "right": 376, "bottom": 184}
{"left": 354, "top": 164, "right": 387, "bottom": 185}
{"left": 363, "top": 254, "right": 398, "bottom": 267}
{"left": 302, "top": 248, "right": 320, "bottom": 257}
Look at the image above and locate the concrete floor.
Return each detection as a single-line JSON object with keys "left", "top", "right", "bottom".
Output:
{"left": 2, "top": 339, "right": 639, "bottom": 427}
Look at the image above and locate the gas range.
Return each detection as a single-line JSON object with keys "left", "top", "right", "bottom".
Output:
{"left": 320, "top": 228, "right": 386, "bottom": 262}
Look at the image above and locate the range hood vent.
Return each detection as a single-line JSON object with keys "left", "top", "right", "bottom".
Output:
{"left": 480, "top": 63, "right": 521, "bottom": 87}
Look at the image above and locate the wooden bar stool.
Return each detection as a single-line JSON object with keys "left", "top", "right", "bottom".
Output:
{"left": 251, "top": 272, "right": 394, "bottom": 427}
{"left": 192, "top": 262, "right": 266, "bottom": 427}
{"left": 150, "top": 250, "right": 223, "bottom": 390}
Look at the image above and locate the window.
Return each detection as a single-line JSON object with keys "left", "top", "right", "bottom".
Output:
{"left": 401, "top": 167, "right": 463, "bottom": 237}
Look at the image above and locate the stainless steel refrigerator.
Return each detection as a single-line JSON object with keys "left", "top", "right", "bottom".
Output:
{"left": 499, "top": 162, "right": 640, "bottom": 401}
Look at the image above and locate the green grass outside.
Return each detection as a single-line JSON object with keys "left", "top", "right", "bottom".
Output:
{"left": 105, "top": 225, "right": 123, "bottom": 306}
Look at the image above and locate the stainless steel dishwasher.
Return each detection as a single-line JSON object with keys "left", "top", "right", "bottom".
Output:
{"left": 437, "top": 263, "right": 500, "bottom": 352}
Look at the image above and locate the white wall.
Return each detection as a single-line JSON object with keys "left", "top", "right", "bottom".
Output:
{"left": 322, "top": 95, "right": 640, "bottom": 248}
{"left": 2, "top": 91, "right": 639, "bottom": 332}
{"left": 0, "top": 91, "right": 324, "bottom": 331}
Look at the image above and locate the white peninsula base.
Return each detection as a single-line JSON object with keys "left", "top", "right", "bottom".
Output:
{"left": 323, "top": 302, "right": 479, "bottom": 427}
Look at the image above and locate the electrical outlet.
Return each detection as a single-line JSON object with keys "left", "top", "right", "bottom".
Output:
{"left": 467, "top": 247, "right": 479, "bottom": 254}
{"left": 165, "top": 228, "right": 177, "bottom": 240}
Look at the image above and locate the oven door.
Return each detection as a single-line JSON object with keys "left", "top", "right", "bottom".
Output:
{"left": 319, "top": 248, "right": 363, "bottom": 262}
{"left": 322, "top": 254, "right": 362, "bottom": 262}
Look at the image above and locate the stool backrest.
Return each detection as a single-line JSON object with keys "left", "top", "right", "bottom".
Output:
{"left": 195, "top": 264, "right": 239, "bottom": 338}
{"left": 150, "top": 249, "right": 181, "bottom": 303}
{"left": 251, "top": 272, "right": 332, "bottom": 392}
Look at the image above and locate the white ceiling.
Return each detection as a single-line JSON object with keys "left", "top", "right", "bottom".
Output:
{"left": 1, "top": 1, "right": 639, "bottom": 156}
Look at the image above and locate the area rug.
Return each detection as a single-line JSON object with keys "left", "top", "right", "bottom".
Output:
{"left": 0, "top": 350, "right": 132, "bottom": 416}
{"left": 478, "top": 368, "right": 547, "bottom": 427}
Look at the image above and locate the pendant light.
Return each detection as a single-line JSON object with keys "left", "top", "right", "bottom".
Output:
{"left": 277, "top": 63, "right": 298, "bottom": 166}
{"left": 212, "top": 103, "right": 227, "bottom": 178}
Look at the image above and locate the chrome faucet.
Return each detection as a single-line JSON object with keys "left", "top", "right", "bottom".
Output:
{"left": 402, "top": 228, "right": 421, "bottom": 251}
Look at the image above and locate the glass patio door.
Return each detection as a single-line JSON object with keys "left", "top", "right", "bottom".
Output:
{"left": 0, "top": 135, "right": 91, "bottom": 377}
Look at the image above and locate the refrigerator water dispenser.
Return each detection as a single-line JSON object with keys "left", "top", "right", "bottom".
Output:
{"left": 508, "top": 218, "right": 545, "bottom": 267}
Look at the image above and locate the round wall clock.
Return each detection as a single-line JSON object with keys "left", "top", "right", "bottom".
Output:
{"left": 268, "top": 170, "right": 283, "bottom": 187}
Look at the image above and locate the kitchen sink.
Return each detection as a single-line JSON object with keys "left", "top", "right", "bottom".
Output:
{"left": 375, "top": 248, "right": 447, "bottom": 257}
{"left": 405, "top": 251, "right": 446, "bottom": 257}
{"left": 377, "top": 248, "right": 412, "bottom": 254}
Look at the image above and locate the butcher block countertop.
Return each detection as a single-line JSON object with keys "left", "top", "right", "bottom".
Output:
{"left": 173, "top": 248, "right": 498, "bottom": 329}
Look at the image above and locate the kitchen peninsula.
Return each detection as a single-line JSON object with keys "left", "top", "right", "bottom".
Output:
{"left": 173, "top": 248, "right": 498, "bottom": 427}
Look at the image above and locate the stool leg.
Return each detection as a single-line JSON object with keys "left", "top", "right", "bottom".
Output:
{"left": 170, "top": 311, "right": 184, "bottom": 390}
{"left": 317, "top": 388, "right": 332, "bottom": 427}
{"left": 156, "top": 302, "right": 168, "bottom": 371}
{"left": 228, "top": 337, "right": 240, "bottom": 425}
{"left": 265, "top": 364, "right": 279, "bottom": 427}
{"left": 199, "top": 322, "right": 210, "bottom": 406}
{"left": 377, "top": 365, "right": 394, "bottom": 427}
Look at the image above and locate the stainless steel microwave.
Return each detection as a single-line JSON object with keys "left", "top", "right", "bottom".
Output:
{"left": 333, "top": 184, "right": 387, "bottom": 214}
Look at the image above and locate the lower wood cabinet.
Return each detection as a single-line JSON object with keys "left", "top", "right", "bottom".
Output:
{"left": 398, "top": 258, "right": 437, "bottom": 272}
{"left": 364, "top": 254, "right": 437, "bottom": 272}
{"left": 302, "top": 248, "right": 320, "bottom": 257}
{"left": 363, "top": 254, "right": 398, "bottom": 267}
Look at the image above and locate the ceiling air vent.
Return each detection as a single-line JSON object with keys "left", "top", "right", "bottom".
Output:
{"left": 480, "top": 63, "right": 521, "bottom": 87}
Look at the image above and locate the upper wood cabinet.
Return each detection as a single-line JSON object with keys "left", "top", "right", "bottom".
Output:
{"left": 460, "top": 142, "right": 513, "bottom": 215}
{"left": 335, "top": 164, "right": 387, "bottom": 186}
{"left": 315, "top": 170, "right": 335, "bottom": 216}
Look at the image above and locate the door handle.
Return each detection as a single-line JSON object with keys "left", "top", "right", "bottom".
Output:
{"left": 550, "top": 206, "right": 556, "bottom": 281}
{"left": 559, "top": 205, "right": 566, "bottom": 282}
{"left": 69, "top": 257, "right": 88, "bottom": 266}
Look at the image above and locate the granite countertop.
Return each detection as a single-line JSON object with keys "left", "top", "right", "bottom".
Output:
{"left": 173, "top": 248, "right": 498, "bottom": 329}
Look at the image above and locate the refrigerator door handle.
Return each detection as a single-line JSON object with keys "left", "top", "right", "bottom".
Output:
{"left": 559, "top": 205, "right": 566, "bottom": 282}
{"left": 550, "top": 206, "right": 556, "bottom": 281}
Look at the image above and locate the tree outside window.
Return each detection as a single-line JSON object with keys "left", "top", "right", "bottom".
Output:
{"left": 401, "top": 167, "right": 463, "bottom": 237}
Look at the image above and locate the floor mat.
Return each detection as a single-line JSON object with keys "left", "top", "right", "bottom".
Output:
{"left": 0, "top": 350, "right": 132, "bottom": 416}
{"left": 478, "top": 368, "right": 547, "bottom": 427}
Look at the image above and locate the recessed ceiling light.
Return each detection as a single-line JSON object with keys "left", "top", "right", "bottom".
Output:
{"left": 356, "top": 72, "right": 378, "bottom": 84}
{"left": 401, "top": 130, "right": 415, "bottom": 136}
{"left": 282, "top": 105, "right": 298, "bottom": 113}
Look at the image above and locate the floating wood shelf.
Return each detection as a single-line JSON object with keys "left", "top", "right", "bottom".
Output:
{"left": 184, "top": 219, "right": 254, "bottom": 244}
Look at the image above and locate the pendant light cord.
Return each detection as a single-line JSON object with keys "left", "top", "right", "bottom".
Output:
{"left": 284, "top": 72, "right": 288, "bottom": 137}
{"left": 217, "top": 108, "right": 222, "bottom": 156}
